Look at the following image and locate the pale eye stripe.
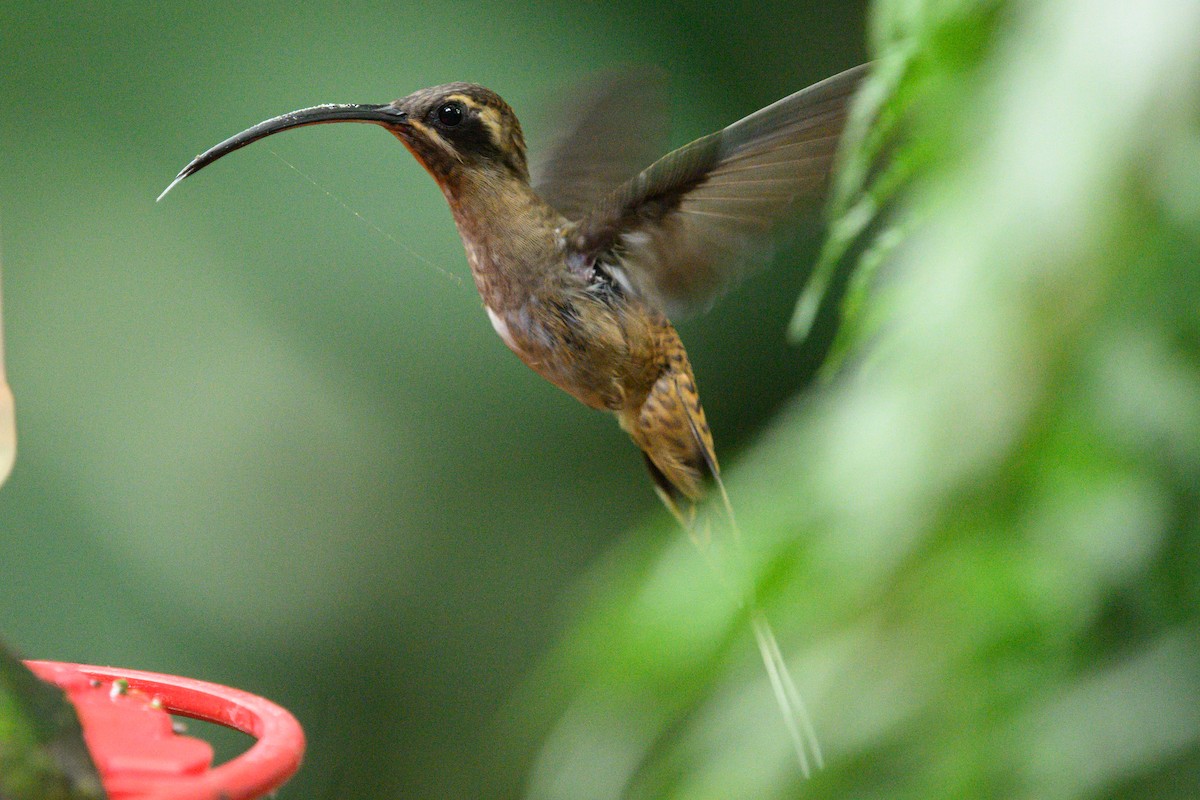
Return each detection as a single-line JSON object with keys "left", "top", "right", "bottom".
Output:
{"left": 408, "top": 119, "right": 460, "bottom": 161}
{"left": 477, "top": 107, "right": 507, "bottom": 148}
{"left": 444, "top": 93, "right": 484, "bottom": 111}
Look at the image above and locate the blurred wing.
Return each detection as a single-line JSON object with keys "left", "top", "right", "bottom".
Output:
{"left": 531, "top": 69, "right": 670, "bottom": 220}
{"left": 571, "top": 63, "right": 868, "bottom": 317}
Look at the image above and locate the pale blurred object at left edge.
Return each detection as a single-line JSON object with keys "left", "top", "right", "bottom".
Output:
{"left": 0, "top": 224, "right": 16, "bottom": 487}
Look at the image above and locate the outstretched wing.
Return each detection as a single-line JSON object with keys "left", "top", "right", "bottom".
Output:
{"left": 569, "top": 63, "right": 868, "bottom": 317}
{"left": 531, "top": 69, "right": 670, "bottom": 221}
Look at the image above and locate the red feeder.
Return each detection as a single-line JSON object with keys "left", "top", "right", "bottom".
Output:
{"left": 25, "top": 661, "right": 305, "bottom": 800}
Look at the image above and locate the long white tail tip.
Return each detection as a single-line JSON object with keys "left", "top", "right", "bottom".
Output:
{"left": 751, "top": 611, "right": 824, "bottom": 776}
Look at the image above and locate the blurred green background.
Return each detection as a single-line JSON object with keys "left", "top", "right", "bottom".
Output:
{"left": 4, "top": 1, "right": 1200, "bottom": 799}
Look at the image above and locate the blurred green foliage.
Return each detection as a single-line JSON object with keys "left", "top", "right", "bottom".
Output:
{"left": 504, "top": 0, "right": 1200, "bottom": 798}
{"left": 2, "top": 1, "right": 1198, "bottom": 799}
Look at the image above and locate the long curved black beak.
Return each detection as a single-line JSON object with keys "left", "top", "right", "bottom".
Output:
{"left": 157, "top": 102, "right": 405, "bottom": 201}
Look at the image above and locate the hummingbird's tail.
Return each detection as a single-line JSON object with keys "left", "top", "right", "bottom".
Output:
{"left": 621, "top": 333, "right": 823, "bottom": 773}
{"left": 635, "top": 377, "right": 824, "bottom": 775}
{"left": 693, "top": 471, "right": 824, "bottom": 778}
{"left": 750, "top": 604, "right": 824, "bottom": 777}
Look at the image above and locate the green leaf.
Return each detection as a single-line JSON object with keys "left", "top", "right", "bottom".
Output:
{"left": 0, "top": 645, "right": 106, "bottom": 800}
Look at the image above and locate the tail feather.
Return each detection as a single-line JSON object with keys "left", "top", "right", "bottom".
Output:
{"left": 752, "top": 610, "right": 824, "bottom": 776}
{"left": 623, "top": 334, "right": 822, "bottom": 773}
{"left": 637, "top": 379, "right": 822, "bottom": 774}
{"left": 711, "top": 467, "right": 823, "bottom": 776}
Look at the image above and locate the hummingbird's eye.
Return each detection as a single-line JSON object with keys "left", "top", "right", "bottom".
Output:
{"left": 436, "top": 102, "right": 465, "bottom": 127}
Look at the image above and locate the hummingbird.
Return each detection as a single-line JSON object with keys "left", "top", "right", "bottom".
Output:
{"left": 160, "top": 63, "right": 867, "bottom": 771}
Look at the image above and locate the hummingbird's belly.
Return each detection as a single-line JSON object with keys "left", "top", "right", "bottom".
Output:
{"left": 484, "top": 295, "right": 654, "bottom": 412}
{"left": 487, "top": 292, "right": 715, "bottom": 500}
{"left": 485, "top": 305, "right": 520, "bottom": 352}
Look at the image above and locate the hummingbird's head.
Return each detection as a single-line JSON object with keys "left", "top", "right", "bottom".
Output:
{"left": 158, "top": 82, "right": 529, "bottom": 201}
{"left": 388, "top": 83, "right": 529, "bottom": 186}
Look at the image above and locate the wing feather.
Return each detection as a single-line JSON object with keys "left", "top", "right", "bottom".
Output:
{"left": 531, "top": 69, "right": 670, "bottom": 220}
{"left": 569, "top": 63, "right": 868, "bottom": 316}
